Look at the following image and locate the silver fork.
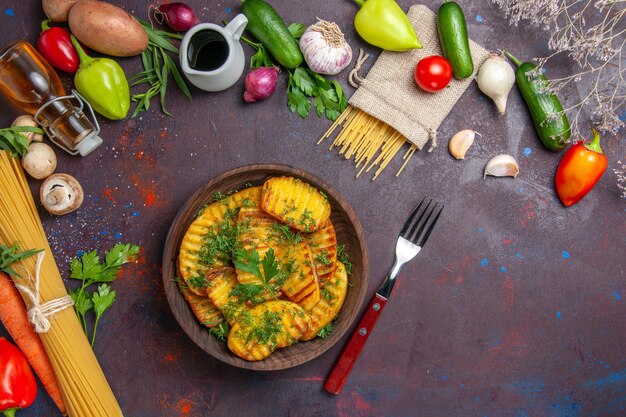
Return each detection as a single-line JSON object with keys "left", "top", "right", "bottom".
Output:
{"left": 324, "top": 198, "right": 444, "bottom": 395}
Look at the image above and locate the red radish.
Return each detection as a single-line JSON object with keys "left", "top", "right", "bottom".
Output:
{"left": 244, "top": 66, "right": 280, "bottom": 103}
{"left": 156, "top": 2, "right": 200, "bottom": 32}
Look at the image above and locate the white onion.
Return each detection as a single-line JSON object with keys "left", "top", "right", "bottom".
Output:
{"left": 476, "top": 53, "right": 515, "bottom": 115}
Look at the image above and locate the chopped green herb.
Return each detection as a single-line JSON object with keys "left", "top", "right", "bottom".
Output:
{"left": 337, "top": 244, "right": 353, "bottom": 275}
{"left": 231, "top": 283, "right": 265, "bottom": 305}
{"left": 271, "top": 223, "right": 303, "bottom": 244}
{"left": 212, "top": 191, "right": 226, "bottom": 202}
{"left": 209, "top": 322, "right": 230, "bottom": 342}
{"left": 298, "top": 209, "right": 315, "bottom": 231}
{"left": 321, "top": 288, "right": 335, "bottom": 301}
{"left": 315, "top": 251, "right": 332, "bottom": 266}
{"left": 317, "top": 322, "right": 333, "bottom": 338}
{"left": 188, "top": 275, "right": 209, "bottom": 289}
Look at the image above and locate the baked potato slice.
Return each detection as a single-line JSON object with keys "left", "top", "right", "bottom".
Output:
{"left": 261, "top": 176, "right": 331, "bottom": 232}
{"left": 177, "top": 279, "right": 224, "bottom": 329}
{"left": 178, "top": 186, "right": 261, "bottom": 295}
{"left": 205, "top": 267, "right": 250, "bottom": 325}
{"left": 304, "top": 219, "right": 338, "bottom": 282}
{"left": 235, "top": 206, "right": 282, "bottom": 286}
{"left": 227, "top": 300, "right": 311, "bottom": 361}
{"left": 279, "top": 238, "right": 321, "bottom": 312}
{"left": 301, "top": 261, "right": 349, "bottom": 340}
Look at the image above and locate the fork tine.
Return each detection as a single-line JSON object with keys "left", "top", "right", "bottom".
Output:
{"left": 417, "top": 205, "right": 444, "bottom": 246}
{"left": 399, "top": 197, "right": 425, "bottom": 237}
{"left": 407, "top": 200, "right": 437, "bottom": 243}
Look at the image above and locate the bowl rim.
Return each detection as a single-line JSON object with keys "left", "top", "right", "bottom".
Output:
{"left": 162, "top": 163, "right": 369, "bottom": 370}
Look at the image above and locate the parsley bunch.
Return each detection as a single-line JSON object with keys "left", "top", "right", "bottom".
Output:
{"left": 241, "top": 23, "right": 348, "bottom": 121}
{"left": 232, "top": 248, "right": 286, "bottom": 304}
{"left": 68, "top": 243, "right": 140, "bottom": 346}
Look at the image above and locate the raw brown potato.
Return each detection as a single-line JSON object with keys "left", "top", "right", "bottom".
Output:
{"left": 227, "top": 300, "right": 311, "bottom": 361}
{"left": 261, "top": 176, "right": 331, "bottom": 232}
{"left": 301, "top": 261, "right": 348, "bottom": 340}
{"left": 42, "top": 0, "right": 81, "bottom": 22}
{"left": 68, "top": 0, "right": 148, "bottom": 57}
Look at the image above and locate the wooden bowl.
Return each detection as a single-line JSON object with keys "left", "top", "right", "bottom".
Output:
{"left": 162, "top": 164, "right": 369, "bottom": 370}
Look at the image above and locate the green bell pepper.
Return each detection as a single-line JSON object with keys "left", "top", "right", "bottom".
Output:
{"left": 71, "top": 35, "right": 130, "bottom": 120}
{"left": 353, "top": 0, "right": 422, "bottom": 51}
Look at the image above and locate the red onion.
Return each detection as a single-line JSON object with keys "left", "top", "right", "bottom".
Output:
{"left": 244, "top": 66, "right": 280, "bottom": 103}
{"left": 156, "top": 2, "right": 200, "bottom": 32}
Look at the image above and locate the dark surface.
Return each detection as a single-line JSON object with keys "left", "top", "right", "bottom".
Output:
{"left": 1, "top": 1, "right": 625, "bottom": 416}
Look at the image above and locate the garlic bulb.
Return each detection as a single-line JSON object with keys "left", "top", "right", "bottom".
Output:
{"left": 476, "top": 53, "right": 515, "bottom": 115}
{"left": 299, "top": 20, "right": 353, "bottom": 75}
{"left": 484, "top": 154, "right": 520, "bottom": 179}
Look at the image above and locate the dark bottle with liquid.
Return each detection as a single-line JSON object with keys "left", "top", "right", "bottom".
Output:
{"left": 0, "top": 40, "right": 102, "bottom": 156}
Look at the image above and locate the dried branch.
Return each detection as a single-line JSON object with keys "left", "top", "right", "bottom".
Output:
{"left": 492, "top": 0, "right": 625, "bottom": 137}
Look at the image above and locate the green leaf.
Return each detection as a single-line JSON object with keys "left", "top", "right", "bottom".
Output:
{"left": 165, "top": 55, "right": 192, "bottom": 100}
{"left": 0, "top": 244, "right": 42, "bottom": 277}
{"left": 288, "top": 23, "right": 306, "bottom": 39}
{"left": 138, "top": 19, "right": 179, "bottom": 53}
{"left": 0, "top": 128, "right": 34, "bottom": 158}
{"left": 70, "top": 250, "right": 102, "bottom": 282}
{"left": 325, "top": 108, "right": 341, "bottom": 121}
{"left": 231, "top": 283, "right": 264, "bottom": 304}
{"left": 233, "top": 248, "right": 262, "bottom": 279}
{"left": 288, "top": 83, "right": 310, "bottom": 118}
{"left": 98, "top": 244, "right": 140, "bottom": 282}
{"left": 293, "top": 68, "right": 316, "bottom": 96}
{"left": 313, "top": 95, "right": 325, "bottom": 118}
{"left": 73, "top": 288, "right": 94, "bottom": 317}
{"left": 92, "top": 284, "right": 116, "bottom": 320}
{"left": 260, "top": 248, "right": 280, "bottom": 282}
{"left": 331, "top": 80, "right": 348, "bottom": 112}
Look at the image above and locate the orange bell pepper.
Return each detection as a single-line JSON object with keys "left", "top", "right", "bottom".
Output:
{"left": 555, "top": 128, "right": 608, "bottom": 207}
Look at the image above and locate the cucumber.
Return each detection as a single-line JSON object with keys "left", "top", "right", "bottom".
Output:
{"left": 506, "top": 52, "right": 571, "bottom": 151}
{"left": 437, "top": 1, "right": 474, "bottom": 79}
{"left": 241, "top": 0, "right": 303, "bottom": 69}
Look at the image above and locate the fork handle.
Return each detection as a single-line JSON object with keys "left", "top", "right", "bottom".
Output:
{"left": 324, "top": 293, "right": 387, "bottom": 395}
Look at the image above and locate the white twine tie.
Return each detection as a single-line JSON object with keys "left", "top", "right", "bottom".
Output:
{"left": 15, "top": 251, "right": 74, "bottom": 333}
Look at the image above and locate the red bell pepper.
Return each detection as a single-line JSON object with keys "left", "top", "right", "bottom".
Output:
{"left": 555, "top": 128, "right": 608, "bottom": 207}
{"left": 37, "top": 20, "right": 80, "bottom": 73}
{"left": 0, "top": 338, "right": 37, "bottom": 417}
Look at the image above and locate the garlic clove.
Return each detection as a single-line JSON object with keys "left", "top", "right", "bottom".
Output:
{"left": 484, "top": 154, "right": 519, "bottom": 179}
{"left": 449, "top": 129, "right": 478, "bottom": 160}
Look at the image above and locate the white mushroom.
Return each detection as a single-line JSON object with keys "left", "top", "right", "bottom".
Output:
{"left": 22, "top": 142, "right": 57, "bottom": 179}
{"left": 11, "top": 115, "right": 43, "bottom": 144}
{"left": 40, "top": 173, "right": 84, "bottom": 215}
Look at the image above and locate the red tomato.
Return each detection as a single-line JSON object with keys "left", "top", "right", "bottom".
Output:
{"left": 414, "top": 56, "right": 452, "bottom": 93}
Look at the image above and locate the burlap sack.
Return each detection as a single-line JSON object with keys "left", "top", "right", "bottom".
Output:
{"left": 349, "top": 4, "right": 490, "bottom": 150}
